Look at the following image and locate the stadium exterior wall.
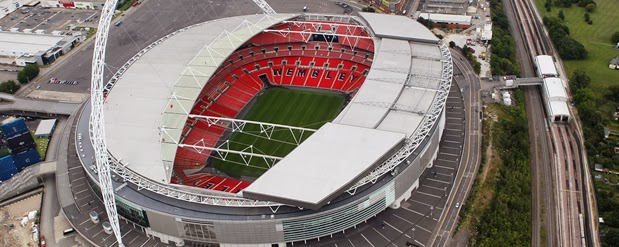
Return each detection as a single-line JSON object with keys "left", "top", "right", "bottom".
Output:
{"left": 82, "top": 111, "right": 445, "bottom": 246}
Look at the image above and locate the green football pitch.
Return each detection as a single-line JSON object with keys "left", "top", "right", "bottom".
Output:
{"left": 213, "top": 88, "right": 345, "bottom": 178}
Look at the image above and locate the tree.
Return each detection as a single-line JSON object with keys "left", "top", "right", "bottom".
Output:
{"left": 16, "top": 64, "right": 40, "bottom": 84}
{"left": 545, "top": 1, "right": 552, "bottom": 11}
{"left": 558, "top": 10, "right": 565, "bottom": 20}
{"left": 449, "top": 41, "right": 456, "bottom": 48}
{"left": 570, "top": 70, "right": 591, "bottom": 90}
{"left": 608, "top": 85, "right": 619, "bottom": 102}
{"left": 584, "top": 13, "right": 590, "bottom": 22}
{"left": 611, "top": 32, "right": 619, "bottom": 44}
{"left": 585, "top": 3, "right": 596, "bottom": 12}
{"left": 0, "top": 80, "right": 21, "bottom": 94}
{"left": 361, "top": 6, "right": 375, "bottom": 12}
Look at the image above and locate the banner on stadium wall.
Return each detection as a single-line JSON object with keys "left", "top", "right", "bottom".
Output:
{"left": 60, "top": 1, "right": 74, "bottom": 7}
{"left": 74, "top": 2, "right": 90, "bottom": 8}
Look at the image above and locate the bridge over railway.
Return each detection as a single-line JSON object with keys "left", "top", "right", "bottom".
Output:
{"left": 496, "top": 76, "right": 543, "bottom": 89}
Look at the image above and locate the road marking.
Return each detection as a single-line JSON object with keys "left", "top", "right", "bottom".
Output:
{"left": 427, "top": 178, "right": 450, "bottom": 184}
{"left": 437, "top": 158, "right": 456, "bottom": 163}
{"left": 446, "top": 128, "right": 462, "bottom": 131}
{"left": 360, "top": 233, "right": 375, "bottom": 247}
{"left": 79, "top": 218, "right": 91, "bottom": 225}
{"left": 348, "top": 239, "right": 356, "bottom": 247}
{"left": 447, "top": 122, "right": 463, "bottom": 126}
{"left": 422, "top": 184, "right": 446, "bottom": 192}
{"left": 443, "top": 140, "right": 461, "bottom": 144}
{"left": 384, "top": 221, "right": 402, "bottom": 233}
{"left": 372, "top": 227, "right": 390, "bottom": 241}
{"left": 128, "top": 234, "right": 141, "bottom": 244}
{"left": 401, "top": 205, "right": 424, "bottom": 216}
{"left": 92, "top": 228, "right": 105, "bottom": 238}
{"left": 416, "top": 190, "right": 441, "bottom": 199}
{"left": 442, "top": 146, "right": 460, "bottom": 151}
{"left": 139, "top": 238, "right": 152, "bottom": 247}
{"left": 439, "top": 152, "right": 459, "bottom": 157}
{"left": 435, "top": 164, "right": 455, "bottom": 170}
{"left": 445, "top": 134, "right": 461, "bottom": 138}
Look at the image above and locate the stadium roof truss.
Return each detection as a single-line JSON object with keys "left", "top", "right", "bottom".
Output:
{"left": 174, "top": 115, "right": 318, "bottom": 168}
{"left": 262, "top": 21, "right": 373, "bottom": 52}
{"left": 159, "top": 14, "right": 296, "bottom": 170}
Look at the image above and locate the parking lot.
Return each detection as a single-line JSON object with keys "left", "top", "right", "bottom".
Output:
{"left": 0, "top": 6, "right": 99, "bottom": 34}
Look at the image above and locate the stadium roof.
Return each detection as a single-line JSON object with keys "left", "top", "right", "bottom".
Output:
{"left": 105, "top": 14, "right": 296, "bottom": 183}
{"left": 242, "top": 123, "right": 405, "bottom": 209}
{"left": 359, "top": 12, "right": 439, "bottom": 43}
{"left": 104, "top": 13, "right": 451, "bottom": 209}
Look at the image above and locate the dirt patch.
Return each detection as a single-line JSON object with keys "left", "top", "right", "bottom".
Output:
{"left": 0, "top": 192, "right": 43, "bottom": 247}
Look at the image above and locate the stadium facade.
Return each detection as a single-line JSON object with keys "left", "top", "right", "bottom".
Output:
{"left": 76, "top": 12, "right": 453, "bottom": 246}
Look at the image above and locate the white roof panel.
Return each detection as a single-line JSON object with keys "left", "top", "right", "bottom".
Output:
{"left": 35, "top": 119, "right": 56, "bottom": 136}
{"left": 359, "top": 13, "right": 439, "bottom": 43}
{"left": 242, "top": 123, "right": 405, "bottom": 209}
{"left": 549, "top": 101, "right": 570, "bottom": 116}
{"left": 105, "top": 14, "right": 296, "bottom": 184}
{"left": 535, "top": 55, "right": 557, "bottom": 77}
{"left": 543, "top": 77, "right": 568, "bottom": 102}
{"left": 0, "top": 31, "right": 64, "bottom": 55}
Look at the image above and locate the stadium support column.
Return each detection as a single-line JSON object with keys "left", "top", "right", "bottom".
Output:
{"left": 90, "top": 0, "right": 123, "bottom": 246}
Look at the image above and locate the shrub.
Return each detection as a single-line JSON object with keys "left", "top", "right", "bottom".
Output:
{"left": 585, "top": 3, "right": 596, "bottom": 12}
{"left": 16, "top": 64, "right": 40, "bottom": 84}
{"left": 0, "top": 80, "right": 21, "bottom": 94}
{"left": 611, "top": 32, "right": 619, "bottom": 44}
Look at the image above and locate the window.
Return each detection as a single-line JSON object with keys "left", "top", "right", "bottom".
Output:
{"left": 261, "top": 48, "right": 266, "bottom": 54}
{"left": 288, "top": 46, "right": 292, "bottom": 51}
{"left": 268, "top": 61, "right": 274, "bottom": 67}
{"left": 351, "top": 65, "right": 357, "bottom": 71}
{"left": 249, "top": 51, "right": 254, "bottom": 56}
{"left": 314, "top": 45, "right": 320, "bottom": 50}
{"left": 340, "top": 48, "right": 346, "bottom": 53}
{"left": 324, "top": 62, "right": 329, "bottom": 68}
{"left": 238, "top": 55, "right": 244, "bottom": 60}
{"left": 274, "top": 47, "right": 279, "bottom": 52}
{"left": 254, "top": 64, "right": 260, "bottom": 70}
{"left": 309, "top": 61, "right": 315, "bottom": 67}
{"left": 301, "top": 45, "right": 306, "bottom": 50}
{"left": 328, "top": 46, "right": 333, "bottom": 52}
{"left": 337, "top": 64, "right": 344, "bottom": 69}
{"left": 365, "top": 54, "right": 369, "bottom": 59}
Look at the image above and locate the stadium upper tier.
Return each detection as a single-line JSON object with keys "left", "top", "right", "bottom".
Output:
{"left": 103, "top": 13, "right": 451, "bottom": 209}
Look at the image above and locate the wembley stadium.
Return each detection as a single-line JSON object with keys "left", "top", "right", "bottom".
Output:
{"left": 75, "top": 12, "right": 453, "bottom": 246}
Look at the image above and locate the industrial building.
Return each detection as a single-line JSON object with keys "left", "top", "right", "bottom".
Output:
{"left": 40, "top": 0, "right": 105, "bottom": 9}
{"left": 418, "top": 13, "right": 472, "bottom": 29}
{"left": 422, "top": 0, "right": 469, "bottom": 15}
{"left": 0, "top": 0, "right": 28, "bottom": 19}
{"left": 0, "top": 31, "right": 79, "bottom": 66}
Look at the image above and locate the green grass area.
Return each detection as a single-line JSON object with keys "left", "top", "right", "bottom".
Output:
{"left": 31, "top": 132, "right": 49, "bottom": 160}
{"left": 534, "top": 0, "right": 619, "bottom": 110}
{"left": 0, "top": 147, "right": 10, "bottom": 158}
{"left": 213, "top": 88, "right": 345, "bottom": 178}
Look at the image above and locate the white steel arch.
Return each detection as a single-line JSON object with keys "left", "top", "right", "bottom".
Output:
{"left": 90, "top": 0, "right": 123, "bottom": 246}
{"left": 251, "top": 0, "right": 276, "bottom": 15}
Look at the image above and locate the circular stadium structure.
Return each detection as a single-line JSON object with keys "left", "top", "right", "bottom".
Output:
{"left": 77, "top": 12, "right": 453, "bottom": 246}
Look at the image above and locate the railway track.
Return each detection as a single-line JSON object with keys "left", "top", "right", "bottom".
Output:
{"left": 507, "top": 0, "right": 591, "bottom": 246}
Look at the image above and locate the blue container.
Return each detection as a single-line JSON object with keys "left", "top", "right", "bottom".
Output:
{"left": 0, "top": 118, "right": 29, "bottom": 138}
{"left": 13, "top": 148, "right": 40, "bottom": 171}
{"left": 6, "top": 132, "right": 36, "bottom": 154}
{"left": 0, "top": 156, "right": 17, "bottom": 182}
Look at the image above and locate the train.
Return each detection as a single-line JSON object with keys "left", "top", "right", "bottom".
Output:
{"left": 534, "top": 55, "right": 571, "bottom": 123}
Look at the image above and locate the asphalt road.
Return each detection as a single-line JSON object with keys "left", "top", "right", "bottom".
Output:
{"left": 427, "top": 49, "right": 482, "bottom": 247}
